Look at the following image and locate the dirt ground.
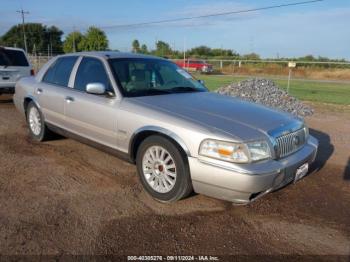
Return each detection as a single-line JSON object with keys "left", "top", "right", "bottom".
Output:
{"left": 0, "top": 95, "right": 349, "bottom": 258}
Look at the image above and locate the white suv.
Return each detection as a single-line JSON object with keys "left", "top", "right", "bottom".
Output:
{"left": 0, "top": 47, "right": 33, "bottom": 95}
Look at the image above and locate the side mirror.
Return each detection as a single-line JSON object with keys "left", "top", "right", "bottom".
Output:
{"left": 198, "top": 79, "right": 205, "bottom": 85}
{"left": 86, "top": 83, "right": 106, "bottom": 95}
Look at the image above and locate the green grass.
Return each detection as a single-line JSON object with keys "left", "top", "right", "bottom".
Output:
{"left": 195, "top": 74, "right": 350, "bottom": 105}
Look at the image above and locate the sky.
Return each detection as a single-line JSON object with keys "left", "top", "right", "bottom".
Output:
{"left": 0, "top": 0, "right": 349, "bottom": 59}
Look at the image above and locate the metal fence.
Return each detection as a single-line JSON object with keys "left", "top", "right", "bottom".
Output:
{"left": 172, "top": 59, "right": 350, "bottom": 71}
{"left": 28, "top": 55, "right": 52, "bottom": 73}
{"left": 29, "top": 54, "right": 350, "bottom": 75}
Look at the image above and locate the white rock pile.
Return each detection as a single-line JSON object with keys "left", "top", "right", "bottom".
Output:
{"left": 216, "top": 78, "right": 314, "bottom": 117}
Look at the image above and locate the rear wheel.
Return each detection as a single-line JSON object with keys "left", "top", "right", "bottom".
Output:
{"left": 26, "top": 102, "right": 51, "bottom": 141}
{"left": 136, "top": 135, "right": 192, "bottom": 202}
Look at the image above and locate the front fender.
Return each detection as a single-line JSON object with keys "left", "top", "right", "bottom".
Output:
{"left": 129, "top": 125, "right": 191, "bottom": 160}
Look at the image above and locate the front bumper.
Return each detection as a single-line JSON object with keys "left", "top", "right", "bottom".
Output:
{"left": 189, "top": 135, "right": 318, "bottom": 204}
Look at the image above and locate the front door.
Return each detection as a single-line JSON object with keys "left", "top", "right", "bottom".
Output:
{"left": 64, "top": 57, "right": 120, "bottom": 148}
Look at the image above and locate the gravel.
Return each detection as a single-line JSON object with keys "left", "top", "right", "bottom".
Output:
{"left": 216, "top": 78, "right": 314, "bottom": 117}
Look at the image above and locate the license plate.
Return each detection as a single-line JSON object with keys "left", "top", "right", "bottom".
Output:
{"left": 294, "top": 163, "right": 309, "bottom": 182}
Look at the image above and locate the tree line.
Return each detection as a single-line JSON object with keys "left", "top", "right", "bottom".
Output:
{"left": 0, "top": 23, "right": 108, "bottom": 55}
{"left": 131, "top": 39, "right": 348, "bottom": 63}
{"left": 0, "top": 24, "right": 347, "bottom": 63}
{"left": 131, "top": 39, "right": 254, "bottom": 60}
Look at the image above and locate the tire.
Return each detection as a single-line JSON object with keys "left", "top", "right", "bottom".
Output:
{"left": 136, "top": 135, "right": 193, "bottom": 203}
{"left": 26, "top": 101, "right": 51, "bottom": 141}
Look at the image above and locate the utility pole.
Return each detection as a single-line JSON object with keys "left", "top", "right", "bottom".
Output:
{"left": 49, "top": 32, "right": 52, "bottom": 56}
{"left": 16, "top": 9, "right": 29, "bottom": 53}
{"left": 172, "top": 41, "right": 175, "bottom": 57}
{"left": 183, "top": 37, "right": 186, "bottom": 68}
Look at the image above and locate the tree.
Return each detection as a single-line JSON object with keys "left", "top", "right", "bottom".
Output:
{"left": 79, "top": 26, "right": 108, "bottom": 51}
{"left": 154, "top": 40, "right": 172, "bottom": 57}
{"left": 242, "top": 53, "right": 260, "bottom": 60}
{"left": 189, "top": 45, "right": 211, "bottom": 57}
{"left": 187, "top": 46, "right": 238, "bottom": 58}
{"left": 1, "top": 24, "right": 36, "bottom": 51}
{"left": 63, "top": 31, "right": 84, "bottom": 53}
{"left": 132, "top": 39, "right": 140, "bottom": 53}
{"left": 211, "top": 48, "right": 239, "bottom": 58}
{"left": 140, "top": 44, "right": 148, "bottom": 54}
{"left": 299, "top": 55, "right": 315, "bottom": 61}
{"left": 45, "top": 26, "right": 63, "bottom": 53}
{"left": 0, "top": 23, "right": 63, "bottom": 54}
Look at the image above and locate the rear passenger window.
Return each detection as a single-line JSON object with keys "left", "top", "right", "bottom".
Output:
{"left": 74, "top": 57, "right": 113, "bottom": 93}
{"left": 43, "top": 56, "right": 78, "bottom": 87}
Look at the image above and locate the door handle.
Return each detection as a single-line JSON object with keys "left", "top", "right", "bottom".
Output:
{"left": 36, "top": 88, "right": 43, "bottom": 94}
{"left": 65, "top": 96, "right": 74, "bottom": 103}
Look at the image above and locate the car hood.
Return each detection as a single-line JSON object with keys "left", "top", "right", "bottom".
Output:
{"left": 131, "top": 92, "right": 302, "bottom": 141}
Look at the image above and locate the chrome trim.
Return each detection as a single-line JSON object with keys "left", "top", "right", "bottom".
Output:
{"left": 268, "top": 120, "right": 305, "bottom": 159}
{"left": 68, "top": 56, "right": 83, "bottom": 88}
{"left": 275, "top": 128, "right": 306, "bottom": 158}
{"left": 268, "top": 120, "right": 304, "bottom": 138}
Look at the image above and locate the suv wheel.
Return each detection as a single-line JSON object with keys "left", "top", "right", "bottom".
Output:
{"left": 136, "top": 135, "right": 192, "bottom": 202}
{"left": 26, "top": 102, "right": 50, "bottom": 141}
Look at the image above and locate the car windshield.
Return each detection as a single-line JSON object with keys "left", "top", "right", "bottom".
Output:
{"left": 0, "top": 49, "right": 29, "bottom": 67}
{"left": 108, "top": 58, "right": 207, "bottom": 97}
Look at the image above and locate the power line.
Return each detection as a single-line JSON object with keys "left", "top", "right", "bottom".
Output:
{"left": 16, "top": 8, "right": 29, "bottom": 53}
{"left": 101, "top": 0, "right": 324, "bottom": 29}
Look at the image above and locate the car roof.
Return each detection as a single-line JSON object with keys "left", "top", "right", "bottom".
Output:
{"left": 60, "top": 51, "right": 166, "bottom": 60}
{"left": 0, "top": 46, "right": 26, "bottom": 52}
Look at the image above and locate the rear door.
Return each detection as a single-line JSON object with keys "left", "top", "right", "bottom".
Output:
{"left": 36, "top": 56, "right": 78, "bottom": 128}
{"left": 64, "top": 56, "right": 120, "bottom": 148}
{"left": 0, "top": 48, "right": 31, "bottom": 87}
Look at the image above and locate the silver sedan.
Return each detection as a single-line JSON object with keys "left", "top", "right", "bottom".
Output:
{"left": 14, "top": 52, "right": 318, "bottom": 204}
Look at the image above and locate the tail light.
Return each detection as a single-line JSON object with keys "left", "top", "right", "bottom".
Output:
{"left": 30, "top": 69, "right": 35, "bottom": 76}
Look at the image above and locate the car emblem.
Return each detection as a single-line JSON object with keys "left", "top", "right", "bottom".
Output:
{"left": 292, "top": 136, "right": 300, "bottom": 146}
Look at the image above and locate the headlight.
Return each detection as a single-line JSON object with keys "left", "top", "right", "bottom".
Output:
{"left": 246, "top": 141, "right": 271, "bottom": 161}
{"left": 199, "top": 139, "right": 271, "bottom": 163}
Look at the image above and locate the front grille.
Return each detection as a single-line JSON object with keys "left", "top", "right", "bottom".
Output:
{"left": 275, "top": 128, "right": 306, "bottom": 158}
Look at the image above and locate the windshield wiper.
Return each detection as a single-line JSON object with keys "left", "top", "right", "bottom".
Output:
{"left": 144, "top": 89, "right": 172, "bottom": 95}
{"left": 166, "top": 86, "right": 203, "bottom": 93}
{"left": 128, "top": 88, "right": 171, "bottom": 97}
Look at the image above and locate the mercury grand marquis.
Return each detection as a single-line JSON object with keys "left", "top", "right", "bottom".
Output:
{"left": 14, "top": 52, "right": 318, "bottom": 204}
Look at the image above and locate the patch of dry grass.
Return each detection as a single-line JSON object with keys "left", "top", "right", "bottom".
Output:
{"left": 221, "top": 64, "right": 350, "bottom": 81}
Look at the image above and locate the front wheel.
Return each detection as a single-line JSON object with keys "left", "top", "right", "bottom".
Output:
{"left": 136, "top": 135, "right": 193, "bottom": 203}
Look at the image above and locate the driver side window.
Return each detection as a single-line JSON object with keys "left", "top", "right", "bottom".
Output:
{"left": 74, "top": 57, "right": 113, "bottom": 94}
